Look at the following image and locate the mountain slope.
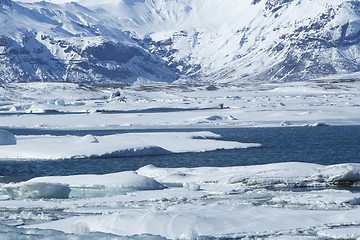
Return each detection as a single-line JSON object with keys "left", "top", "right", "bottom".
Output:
{"left": 0, "top": 0, "right": 179, "bottom": 83}
{"left": 1, "top": 0, "right": 359, "bottom": 83}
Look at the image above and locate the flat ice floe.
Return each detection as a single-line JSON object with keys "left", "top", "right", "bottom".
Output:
{"left": 0, "top": 131, "right": 260, "bottom": 160}
{"left": 1, "top": 162, "right": 360, "bottom": 239}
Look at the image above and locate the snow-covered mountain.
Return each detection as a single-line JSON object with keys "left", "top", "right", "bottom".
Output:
{"left": 0, "top": 0, "right": 359, "bottom": 84}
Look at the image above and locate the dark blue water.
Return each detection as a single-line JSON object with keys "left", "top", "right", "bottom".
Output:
{"left": 0, "top": 126, "right": 359, "bottom": 182}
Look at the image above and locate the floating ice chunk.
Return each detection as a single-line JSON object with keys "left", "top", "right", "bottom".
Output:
{"left": 109, "top": 90, "right": 121, "bottom": 99}
{"left": 75, "top": 134, "right": 99, "bottom": 144}
{"left": 25, "top": 171, "right": 166, "bottom": 197}
{"left": 72, "top": 101, "right": 85, "bottom": 106}
{"left": 345, "top": 197, "right": 360, "bottom": 205}
{"left": 205, "top": 115, "right": 236, "bottom": 121}
{"left": 35, "top": 123, "right": 49, "bottom": 128}
{"left": 308, "top": 122, "right": 330, "bottom": 127}
{"left": 322, "top": 164, "right": 360, "bottom": 184}
{"left": 227, "top": 115, "right": 238, "bottom": 120}
{"left": 180, "top": 228, "right": 199, "bottom": 240}
{"left": 206, "top": 85, "right": 218, "bottom": 91}
{"left": 4, "top": 172, "right": 165, "bottom": 199}
{"left": 26, "top": 108, "right": 45, "bottom": 113}
{"left": 8, "top": 106, "right": 21, "bottom": 112}
{"left": 118, "top": 96, "right": 127, "bottom": 102}
{"left": 0, "top": 130, "right": 16, "bottom": 145}
{"left": 183, "top": 182, "right": 200, "bottom": 191}
{"left": 4, "top": 182, "right": 71, "bottom": 199}
{"left": 96, "top": 146, "right": 173, "bottom": 158}
{"left": 54, "top": 99, "right": 65, "bottom": 106}
{"left": 281, "top": 121, "right": 293, "bottom": 126}
{"left": 88, "top": 109, "right": 98, "bottom": 114}
{"left": 206, "top": 115, "right": 223, "bottom": 121}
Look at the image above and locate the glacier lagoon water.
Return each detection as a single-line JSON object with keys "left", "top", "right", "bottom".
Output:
{"left": 0, "top": 125, "right": 359, "bottom": 182}
{"left": 1, "top": 126, "right": 360, "bottom": 239}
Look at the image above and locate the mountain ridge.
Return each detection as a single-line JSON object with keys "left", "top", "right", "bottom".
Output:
{"left": 0, "top": 0, "right": 359, "bottom": 84}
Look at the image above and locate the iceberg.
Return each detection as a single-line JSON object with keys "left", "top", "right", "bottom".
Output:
{"left": 183, "top": 182, "right": 201, "bottom": 191}
{"left": 0, "top": 130, "right": 16, "bottom": 146}
{"left": 137, "top": 162, "right": 360, "bottom": 188}
{"left": 322, "top": 164, "right": 360, "bottom": 185}
{"left": 75, "top": 134, "right": 99, "bottom": 144}
{"left": 54, "top": 99, "right": 66, "bottom": 106}
{"left": 4, "top": 171, "right": 165, "bottom": 199}
{"left": 4, "top": 182, "right": 71, "bottom": 199}
{"left": 26, "top": 171, "right": 166, "bottom": 190}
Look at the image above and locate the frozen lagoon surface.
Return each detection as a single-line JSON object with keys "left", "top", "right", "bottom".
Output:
{"left": 0, "top": 81, "right": 360, "bottom": 239}
{"left": 0, "top": 80, "right": 359, "bottom": 129}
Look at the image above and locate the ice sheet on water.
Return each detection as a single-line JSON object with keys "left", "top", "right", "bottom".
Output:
{"left": 183, "top": 182, "right": 201, "bottom": 191}
{"left": 0, "top": 131, "right": 260, "bottom": 160}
